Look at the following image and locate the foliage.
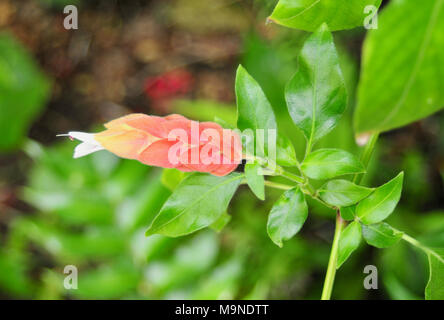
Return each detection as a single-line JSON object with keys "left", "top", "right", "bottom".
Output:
{"left": 0, "top": 142, "right": 330, "bottom": 299}
{"left": 142, "top": 5, "right": 444, "bottom": 298}
{"left": 268, "top": 0, "right": 382, "bottom": 31}
{"left": 355, "top": 0, "right": 444, "bottom": 135}
{"left": 0, "top": 33, "right": 50, "bottom": 151}
{"left": 0, "top": 0, "right": 443, "bottom": 301}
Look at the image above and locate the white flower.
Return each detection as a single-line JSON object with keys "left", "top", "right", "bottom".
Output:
{"left": 57, "top": 131, "right": 105, "bottom": 158}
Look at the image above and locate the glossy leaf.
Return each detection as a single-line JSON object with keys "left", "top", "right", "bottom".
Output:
{"left": 361, "top": 222, "right": 403, "bottom": 248}
{"left": 337, "top": 221, "right": 362, "bottom": 269}
{"left": 268, "top": 0, "right": 382, "bottom": 32}
{"left": 355, "top": 0, "right": 444, "bottom": 135}
{"left": 301, "top": 148, "right": 365, "bottom": 180}
{"left": 267, "top": 187, "right": 308, "bottom": 247}
{"left": 210, "top": 212, "right": 232, "bottom": 233}
{"left": 235, "top": 65, "right": 297, "bottom": 166}
{"left": 319, "top": 180, "right": 374, "bottom": 207}
{"left": 340, "top": 206, "right": 356, "bottom": 221}
{"left": 0, "top": 33, "right": 50, "bottom": 151}
{"left": 356, "top": 172, "right": 404, "bottom": 225}
{"left": 236, "top": 65, "right": 277, "bottom": 139}
{"left": 276, "top": 135, "right": 298, "bottom": 166}
{"left": 146, "top": 172, "right": 243, "bottom": 237}
{"left": 285, "top": 24, "right": 347, "bottom": 147}
{"left": 425, "top": 249, "right": 444, "bottom": 300}
{"left": 245, "top": 162, "right": 265, "bottom": 200}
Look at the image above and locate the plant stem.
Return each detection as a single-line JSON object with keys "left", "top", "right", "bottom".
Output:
{"left": 280, "top": 170, "right": 305, "bottom": 184}
{"left": 321, "top": 212, "right": 345, "bottom": 300}
{"left": 264, "top": 180, "right": 293, "bottom": 191}
{"left": 353, "top": 133, "right": 379, "bottom": 184}
{"left": 399, "top": 232, "right": 444, "bottom": 262}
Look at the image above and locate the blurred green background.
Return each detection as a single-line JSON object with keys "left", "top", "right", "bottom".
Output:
{"left": 0, "top": 0, "right": 443, "bottom": 299}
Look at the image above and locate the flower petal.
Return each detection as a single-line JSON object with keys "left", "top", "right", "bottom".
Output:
{"left": 105, "top": 114, "right": 166, "bottom": 138}
{"left": 95, "top": 127, "right": 152, "bottom": 160}
{"left": 74, "top": 142, "right": 105, "bottom": 158}
{"left": 138, "top": 139, "right": 182, "bottom": 168}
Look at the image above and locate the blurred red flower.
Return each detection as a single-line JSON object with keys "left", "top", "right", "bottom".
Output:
{"left": 144, "top": 69, "right": 193, "bottom": 100}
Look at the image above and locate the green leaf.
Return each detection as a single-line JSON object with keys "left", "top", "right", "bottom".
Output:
{"left": 355, "top": 0, "right": 444, "bottom": 135}
{"left": 268, "top": 0, "right": 382, "bottom": 32}
{"left": 146, "top": 172, "right": 243, "bottom": 237}
{"left": 361, "top": 222, "right": 403, "bottom": 248}
{"left": 337, "top": 221, "right": 362, "bottom": 269}
{"left": 301, "top": 148, "right": 365, "bottom": 180}
{"left": 356, "top": 172, "right": 404, "bottom": 225}
{"left": 285, "top": 24, "right": 347, "bottom": 147}
{"left": 210, "top": 212, "right": 232, "bottom": 232}
{"left": 0, "top": 32, "right": 50, "bottom": 151}
{"left": 236, "top": 64, "right": 277, "bottom": 137}
{"left": 319, "top": 180, "right": 374, "bottom": 207}
{"left": 425, "top": 249, "right": 444, "bottom": 300}
{"left": 161, "top": 168, "right": 188, "bottom": 191}
{"left": 245, "top": 162, "right": 265, "bottom": 200}
{"left": 267, "top": 187, "right": 308, "bottom": 247}
{"left": 340, "top": 205, "right": 356, "bottom": 221}
{"left": 276, "top": 135, "right": 298, "bottom": 166}
{"left": 235, "top": 65, "right": 297, "bottom": 167}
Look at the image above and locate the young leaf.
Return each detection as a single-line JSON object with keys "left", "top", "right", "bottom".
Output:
{"left": 319, "top": 180, "right": 374, "bottom": 207}
{"left": 146, "top": 172, "right": 243, "bottom": 237}
{"left": 355, "top": 0, "right": 444, "bottom": 135}
{"left": 235, "top": 65, "right": 298, "bottom": 167}
{"left": 268, "top": 0, "right": 382, "bottom": 32}
{"left": 356, "top": 172, "right": 404, "bottom": 225}
{"left": 301, "top": 148, "right": 365, "bottom": 180}
{"left": 276, "top": 135, "right": 298, "bottom": 166}
{"left": 337, "top": 221, "right": 362, "bottom": 269}
{"left": 340, "top": 205, "right": 356, "bottom": 221}
{"left": 267, "top": 187, "right": 308, "bottom": 247}
{"left": 425, "top": 249, "right": 444, "bottom": 300}
{"left": 361, "top": 222, "right": 403, "bottom": 248}
{"left": 210, "top": 212, "right": 232, "bottom": 233}
{"left": 285, "top": 24, "right": 347, "bottom": 147}
{"left": 236, "top": 65, "right": 277, "bottom": 133}
{"left": 245, "top": 162, "right": 265, "bottom": 200}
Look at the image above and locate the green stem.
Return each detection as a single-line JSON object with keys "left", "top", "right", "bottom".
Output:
{"left": 305, "top": 138, "right": 313, "bottom": 159}
{"left": 280, "top": 170, "right": 305, "bottom": 184}
{"left": 264, "top": 180, "right": 293, "bottom": 191}
{"left": 321, "top": 212, "right": 345, "bottom": 300}
{"left": 400, "top": 232, "right": 443, "bottom": 262}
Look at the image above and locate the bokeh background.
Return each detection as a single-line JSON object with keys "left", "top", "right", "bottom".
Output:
{"left": 0, "top": 0, "right": 443, "bottom": 299}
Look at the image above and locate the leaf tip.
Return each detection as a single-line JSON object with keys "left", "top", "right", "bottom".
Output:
{"left": 236, "top": 64, "right": 246, "bottom": 75}
{"left": 145, "top": 227, "right": 156, "bottom": 237}
{"left": 318, "top": 22, "right": 330, "bottom": 33}
{"left": 274, "top": 241, "right": 283, "bottom": 248}
{"left": 265, "top": 17, "right": 275, "bottom": 25}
